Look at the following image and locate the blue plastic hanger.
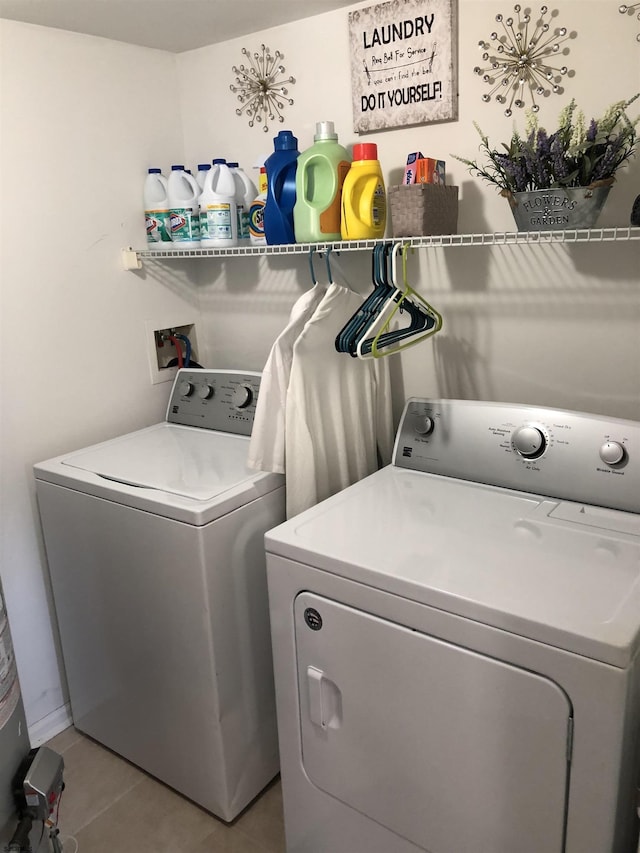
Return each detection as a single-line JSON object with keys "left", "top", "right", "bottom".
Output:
{"left": 335, "top": 243, "right": 395, "bottom": 356}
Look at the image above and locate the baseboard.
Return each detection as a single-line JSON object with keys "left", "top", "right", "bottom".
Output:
{"left": 28, "top": 702, "right": 73, "bottom": 747}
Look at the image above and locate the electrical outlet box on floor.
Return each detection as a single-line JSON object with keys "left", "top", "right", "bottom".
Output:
{"left": 145, "top": 320, "right": 199, "bottom": 385}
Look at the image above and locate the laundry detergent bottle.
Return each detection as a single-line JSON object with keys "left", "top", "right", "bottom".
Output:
{"left": 199, "top": 160, "right": 238, "bottom": 248}
{"left": 249, "top": 167, "right": 268, "bottom": 246}
{"left": 228, "top": 162, "right": 258, "bottom": 242}
{"left": 264, "top": 130, "right": 299, "bottom": 245}
{"left": 168, "top": 165, "right": 201, "bottom": 249}
{"left": 340, "top": 143, "right": 386, "bottom": 240}
{"left": 294, "top": 121, "right": 351, "bottom": 242}
{"left": 195, "top": 163, "right": 211, "bottom": 191}
{"left": 144, "top": 168, "right": 172, "bottom": 249}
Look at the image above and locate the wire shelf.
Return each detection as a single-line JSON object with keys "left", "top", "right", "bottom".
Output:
{"left": 123, "top": 227, "right": 640, "bottom": 268}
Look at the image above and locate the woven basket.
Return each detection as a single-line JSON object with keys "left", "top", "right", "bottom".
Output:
{"left": 388, "top": 184, "right": 459, "bottom": 237}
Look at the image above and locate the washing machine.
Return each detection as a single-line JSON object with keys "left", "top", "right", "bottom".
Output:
{"left": 265, "top": 398, "right": 640, "bottom": 853}
{"left": 34, "top": 369, "right": 285, "bottom": 821}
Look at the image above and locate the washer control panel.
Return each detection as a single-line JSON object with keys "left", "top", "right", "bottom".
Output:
{"left": 166, "top": 369, "right": 261, "bottom": 436}
{"left": 394, "top": 398, "right": 640, "bottom": 513}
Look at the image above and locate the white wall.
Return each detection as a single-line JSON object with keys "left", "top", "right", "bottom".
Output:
{"left": 1, "top": 1, "right": 639, "bottom": 740}
{"left": 177, "top": 0, "right": 640, "bottom": 419}
{"left": 0, "top": 20, "right": 200, "bottom": 736}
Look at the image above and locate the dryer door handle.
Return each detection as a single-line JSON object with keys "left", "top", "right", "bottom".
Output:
{"left": 307, "top": 666, "right": 342, "bottom": 730}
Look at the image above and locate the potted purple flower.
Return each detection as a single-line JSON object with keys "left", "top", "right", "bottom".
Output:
{"left": 454, "top": 95, "right": 639, "bottom": 231}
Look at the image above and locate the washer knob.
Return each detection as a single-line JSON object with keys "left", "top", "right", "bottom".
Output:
{"left": 178, "top": 380, "right": 194, "bottom": 397}
{"left": 415, "top": 416, "right": 435, "bottom": 436}
{"left": 232, "top": 385, "right": 253, "bottom": 409}
{"left": 198, "top": 384, "right": 214, "bottom": 400}
{"left": 599, "top": 441, "right": 625, "bottom": 466}
{"left": 512, "top": 425, "right": 546, "bottom": 458}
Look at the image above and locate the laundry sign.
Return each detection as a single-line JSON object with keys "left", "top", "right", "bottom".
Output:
{"left": 349, "top": 0, "right": 457, "bottom": 133}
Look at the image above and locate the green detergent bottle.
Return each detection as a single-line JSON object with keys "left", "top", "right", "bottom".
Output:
{"left": 293, "top": 121, "right": 351, "bottom": 243}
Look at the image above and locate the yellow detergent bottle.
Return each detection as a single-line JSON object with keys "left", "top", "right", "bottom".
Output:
{"left": 340, "top": 143, "right": 386, "bottom": 240}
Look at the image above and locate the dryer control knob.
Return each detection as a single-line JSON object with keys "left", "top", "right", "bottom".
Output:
{"left": 415, "top": 416, "right": 435, "bottom": 436}
{"left": 178, "top": 381, "right": 194, "bottom": 397}
{"left": 198, "top": 384, "right": 214, "bottom": 400}
{"left": 232, "top": 385, "right": 253, "bottom": 409}
{"left": 599, "top": 441, "right": 625, "bottom": 466}
{"left": 512, "top": 425, "right": 546, "bottom": 458}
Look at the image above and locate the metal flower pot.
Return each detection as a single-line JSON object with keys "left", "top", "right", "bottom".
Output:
{"left": 507, "top": 185, "right": 612, "bottom": 231}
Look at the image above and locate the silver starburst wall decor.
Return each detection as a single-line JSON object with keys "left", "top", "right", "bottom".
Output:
{"left": 230, "top": 45, "right": 296, "bottom": 132}
{"left": 474, "top": 5, "right": 575, "bottom": 116}
{"left": 618, "top": 2, "right": 640, "bottom": 41}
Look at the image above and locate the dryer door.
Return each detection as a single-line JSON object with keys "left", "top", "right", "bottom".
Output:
{"left": 295, "top": 592, "right": 571, "bottom": 853}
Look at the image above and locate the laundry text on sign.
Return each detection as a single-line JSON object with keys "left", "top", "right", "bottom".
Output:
{"left": 363, "top": 14, "right": 435, "bottom": 48}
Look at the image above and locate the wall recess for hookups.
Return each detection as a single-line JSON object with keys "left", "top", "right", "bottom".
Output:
{"left": 145, "top": 319, "right": 199, "bottom": 385}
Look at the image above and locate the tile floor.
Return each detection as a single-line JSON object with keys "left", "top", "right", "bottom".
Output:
{"left": 45, "top": 727, "right": 286, "bottom": 853}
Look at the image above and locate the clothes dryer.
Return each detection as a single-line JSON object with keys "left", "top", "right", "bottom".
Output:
{"left": 35, "top": 369, "right": 285, "bottom": 821}
{"left": 265, "top": 398, "right": 640, "bottom": 853}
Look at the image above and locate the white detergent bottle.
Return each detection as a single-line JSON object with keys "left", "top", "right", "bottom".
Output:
{"left": 228, "top": 162, "right": 258, "bottom": 242}
{"left": 144, "top": 168, "right": 171, "bottom": 250}
{"left": 199, "top": 161, "right": 238, "bottom": 248}
{"left": 167, "top": 165, "right": 201, "bottom": 249}
{"left": 195, "top": 163, "right": 212, "bottom": 190}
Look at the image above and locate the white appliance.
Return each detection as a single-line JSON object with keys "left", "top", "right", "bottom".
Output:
{"left": 34, "top": 369, "right": 285, "bottom": 821}
{"left": 0, "top": 577, "right": 30, "bottom": 842}
{"left": 265, "top": 398, "right": 640, "bottom": 853}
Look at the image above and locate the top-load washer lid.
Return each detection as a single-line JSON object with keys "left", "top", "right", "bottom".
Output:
{"left": 62, "top": 423, "right": 254, "bottom": 501}
{"left": 34, "top": 423, "right": 284, "bottom": 526}
{"left": 33, "top": 368, "right": 284, "bottom": 525}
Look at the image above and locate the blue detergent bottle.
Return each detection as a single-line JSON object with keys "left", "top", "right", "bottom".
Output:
{"left": 264, "top": 130, "right": 299, "bottom": 245}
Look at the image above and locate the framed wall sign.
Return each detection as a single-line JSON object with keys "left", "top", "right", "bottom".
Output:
{"left": 349, "top": 0, "right": 458, "bottom": 133}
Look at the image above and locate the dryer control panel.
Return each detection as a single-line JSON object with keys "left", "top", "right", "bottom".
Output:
{"left": 166, "top": 369, "right": 261, "bottom": 436}
{"left": 394, "top": 399, "right": 640, "bottom": 514}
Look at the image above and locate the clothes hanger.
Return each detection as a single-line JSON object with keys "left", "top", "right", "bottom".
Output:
{"left": 308, "top": 246, "right": 320, "bottom": 286}
{"left": 324, "top": 246, "right": 336, "bottom": 284}
{"left": 355, "top": 242, "right": 406, "bottom": 359}
{"left": 372, "top": 243, "right": 443, "bottom": 356}
{"left": 335, "top": 242, "right": 395, "bottom": 356}
{"left": 358, "top": 243, "right": 442, "bottom": 358}
{"left": 334, "top": 245, "right": 377, "bottom": 354}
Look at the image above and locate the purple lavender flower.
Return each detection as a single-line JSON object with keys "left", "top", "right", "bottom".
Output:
{"left": 513, "top": 160, "right": 528, "bottom": 192}
{"left": 454, "top": 96, "right": 638, "bottom": 195}
{"left": 519, "top": 132, "right": 536, "bottom": 188}
{"left": 550, "top": 133, "right": 571, "bottom": 183}
{"left": 535, "top": 129, "right": 552, "bottom": 188}
{"left": 592, "top": 137, "right": 625, "bottom": 181}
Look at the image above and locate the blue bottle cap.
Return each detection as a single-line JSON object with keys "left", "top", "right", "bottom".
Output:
{"left": 273, "top": 131, "right": 298, "bottom": 151}
{"left": 198, "top": 163, "right": 211, "bottom": 171}
{"left": 227, "top": 162, "right": 239, "bottom": 168}
{"left": 212, "top": 158, "right": 227, "bottom": 164}
{"left": 171, "top": 164, "right": 185, "bottom": 170}
{"left": 148, "top": 168, "right": 162, "bottom": 173}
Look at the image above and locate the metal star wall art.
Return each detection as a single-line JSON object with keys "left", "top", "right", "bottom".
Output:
{"left": 230, "top": 45, "right": 296, "bottom": 132}
{"left": 474, "top": 5, "right": 575, "bottom": 116}
{"left": 618, "top": 2, "right": 640, "bottom": 41}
